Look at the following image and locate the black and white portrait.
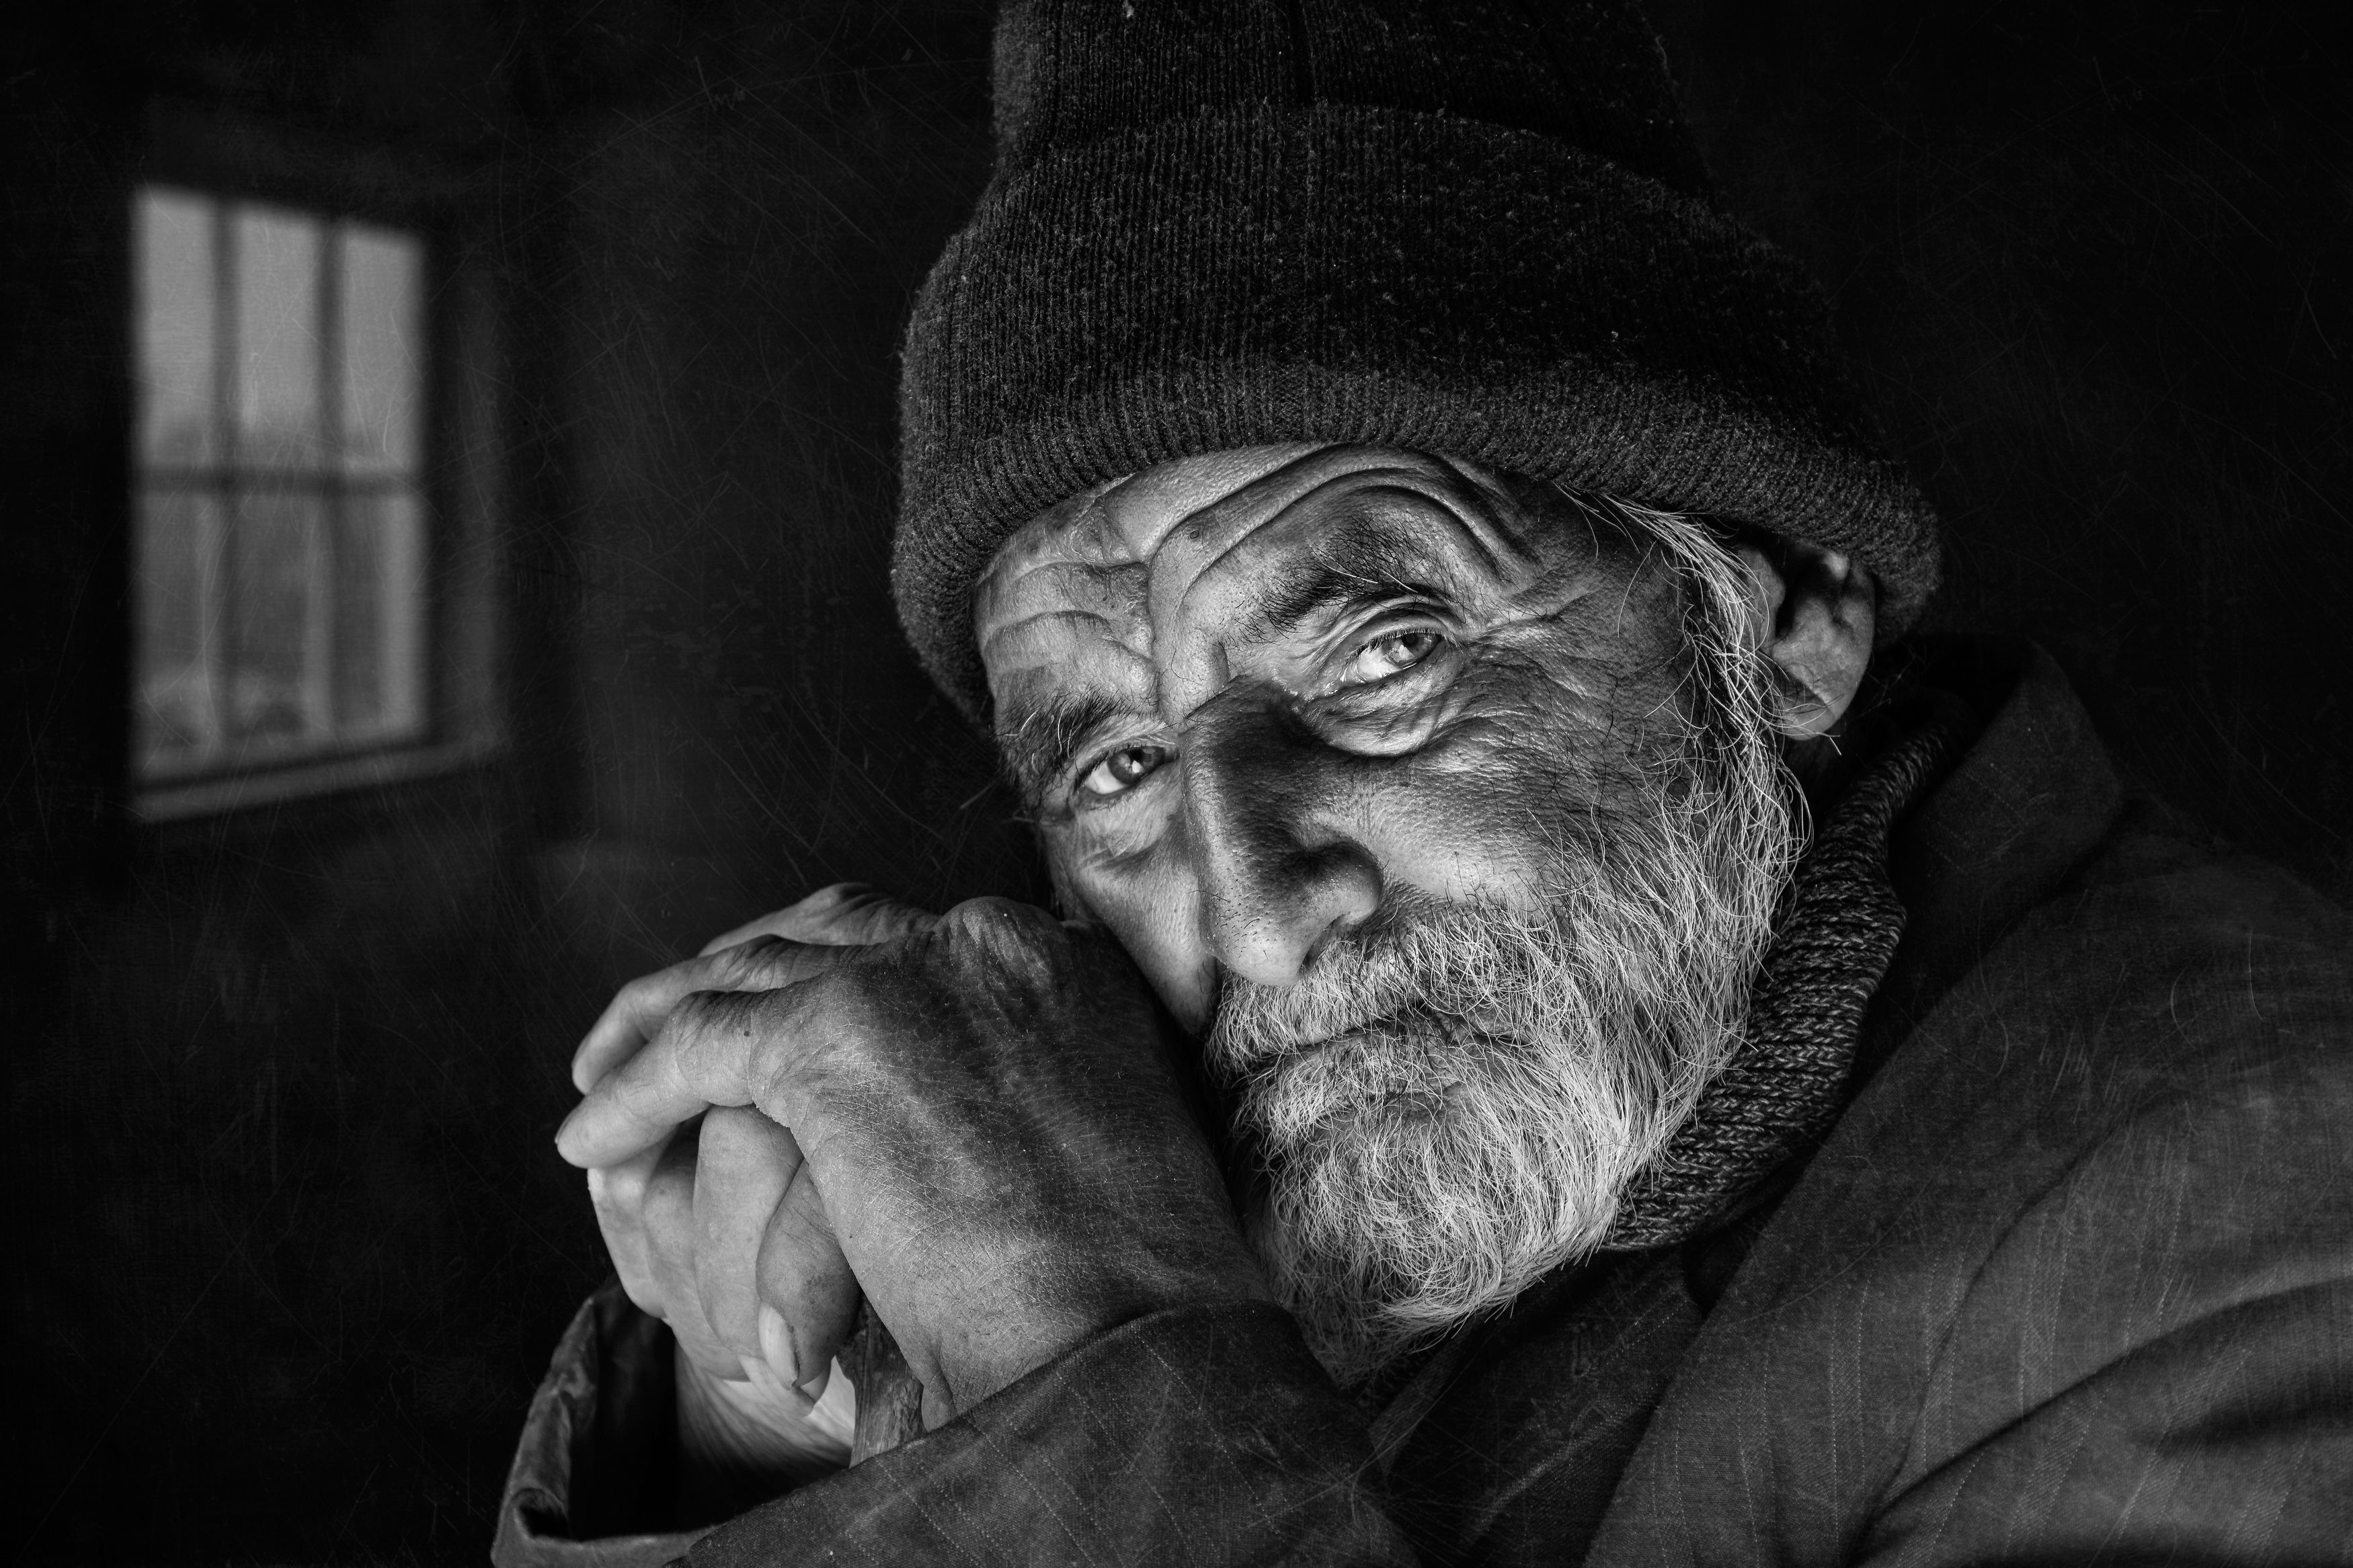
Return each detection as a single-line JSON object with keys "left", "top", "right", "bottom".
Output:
{"left": 7, "top": 2, "right": 2350, "bottom": 1563}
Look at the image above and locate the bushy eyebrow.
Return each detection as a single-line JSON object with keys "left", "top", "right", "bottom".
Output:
{"left": 1255, "top": 563, "right": 1375, "bottom": 633}
{"left": 1208, "top": 499, "right": 1470, "bottom": 641}
{"left": 1240, "top": 556, "right": 1441, "bottom": 643}
{"left": 994, "top": 688, "right": 1133, "bottom": 809}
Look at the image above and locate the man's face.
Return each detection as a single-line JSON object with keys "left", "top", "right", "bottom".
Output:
{"left": 974, "top": 444, "right": 1800, "bottom": 1377}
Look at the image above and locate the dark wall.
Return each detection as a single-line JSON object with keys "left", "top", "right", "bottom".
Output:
{"left": 529, "top": 0, "right": 1043, "bottom": 958}
{"left": 6, "top": 3, "right": 1031, "bottom": 1563}
{"left": 1653, "top": 0, "right": 2353, "bottom": 898}
{"left": 5, "top": 2, "right": 2348, "bottom": 1564}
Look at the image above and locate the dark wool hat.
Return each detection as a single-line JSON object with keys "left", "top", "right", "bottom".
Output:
{"left": 893, "top": 0, "right": 1942, "bottom": 724}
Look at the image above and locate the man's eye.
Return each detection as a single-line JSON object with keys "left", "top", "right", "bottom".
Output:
{"left": 1342, "top": 629, "right": 1442, "bottom": 686}
{"left": 1078, "top": 744, "right": 1169, "bottom": 798}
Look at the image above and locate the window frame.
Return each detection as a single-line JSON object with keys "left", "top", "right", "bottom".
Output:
{"left": 131, "top": 106, "right": 504, "bottom": 823}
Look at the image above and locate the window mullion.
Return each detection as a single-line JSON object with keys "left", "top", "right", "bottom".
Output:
{"left": 206, "top": 198, "right": 237, "bottom": 767}
{"left": 311, "top": 218, "right": 341, "bottom": 747}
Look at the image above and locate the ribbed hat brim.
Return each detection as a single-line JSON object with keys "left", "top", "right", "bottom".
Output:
{"left": 895, "top": 101, "right": 1941, "bottom": 725}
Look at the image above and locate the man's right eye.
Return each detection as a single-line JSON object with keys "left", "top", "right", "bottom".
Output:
{"left": 1078, "top": 745, "right": 1169, "bottom": 798}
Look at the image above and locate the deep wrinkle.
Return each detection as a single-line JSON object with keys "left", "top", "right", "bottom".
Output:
{"left": 976, "top": 448, "right": 1741, "bottom": 1048}
{"left": 1001, "top": 492, "right": 1611, "bottom": 807}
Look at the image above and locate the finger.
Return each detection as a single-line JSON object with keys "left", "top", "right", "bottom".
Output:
{"left": 753, "top": 1161, "right": 859, "bottom": 1395}
{"left": 693, "top": 1106, "right": 804, "bottom": 1363}
{"left": 699, "top": 883, "right": 939, "bottom": 958}
{"left": 571, "top": 936, "right": 838, "bottom": 1094}
{"left": 643, "top": 1122, "right": 740, "bottom": 1382}
{"left": 575, "top": 888, "right": 937, "bottom": 1096}
{"left": 586, "top": 1137, "right": 671, "bottom": 1316}
{"left": 558, "top": 984, "right": 825, "bottom": 1168}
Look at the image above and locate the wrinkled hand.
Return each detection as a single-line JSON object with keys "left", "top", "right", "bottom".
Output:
{"left": 572, "top": 884, "right": 936, "bottom": 1464}
{"left": 559, "top": 896, "right": 1269, "bottom": 1428}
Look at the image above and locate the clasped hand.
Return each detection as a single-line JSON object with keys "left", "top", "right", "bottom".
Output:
{"left": 558, "top": 884, "right": 1266, "bottom": 1447}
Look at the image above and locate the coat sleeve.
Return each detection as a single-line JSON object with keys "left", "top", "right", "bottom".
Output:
{"left": 682, "top": 1299, "right": 1421, "bottom": 1567}
{"left": 492, "top": 1281, "right": 715, "bottom": 1568}
{"left": 496, "top": 1290, "right": 1419, "bottom": 1567}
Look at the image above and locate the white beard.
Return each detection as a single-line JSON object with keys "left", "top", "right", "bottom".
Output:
{"left": 1204, "top": 509, "right": 1802, "bottom": 1387}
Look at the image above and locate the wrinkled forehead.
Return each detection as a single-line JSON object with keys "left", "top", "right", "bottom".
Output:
{"left": 982, "top": 445, "right": 1322, "bottom": 587}
{"left": 973, "top": 444, "right": 1535, "bottom": 721}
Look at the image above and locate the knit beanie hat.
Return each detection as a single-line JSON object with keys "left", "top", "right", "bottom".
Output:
{"left": 893, "top": 0, "right": 1942, "bottom": 724}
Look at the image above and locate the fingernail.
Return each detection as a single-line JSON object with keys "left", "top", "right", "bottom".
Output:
{"left": 758, "top": 1303, "right": 797, "bottom": 1387}
{"left": 795, "top": 1360, "right": 832, "bottom": 1400}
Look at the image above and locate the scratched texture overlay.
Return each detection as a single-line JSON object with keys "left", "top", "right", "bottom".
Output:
{"left": 4, "top": 1, "right": 2347, "bottom": 1562}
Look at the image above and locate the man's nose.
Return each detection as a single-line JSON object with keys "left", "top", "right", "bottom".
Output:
{"left": 1181, "top": 695, "right": 1382, "bottom": 989}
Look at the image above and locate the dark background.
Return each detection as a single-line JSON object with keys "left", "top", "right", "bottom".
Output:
{"left": 4, "top": 1, "right": 2346, "bottom": 1561}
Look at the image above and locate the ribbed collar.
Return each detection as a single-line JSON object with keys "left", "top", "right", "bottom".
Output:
{"left": 1363, "top": 675, "right": 1970, "bottom": 1440}
{"left": 1601, "top": 700, "right": 1964, "bottom": 1251}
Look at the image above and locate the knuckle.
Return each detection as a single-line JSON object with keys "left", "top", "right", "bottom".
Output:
{"left": 703, "top": 946, "right": 755, "bottom": 989}
{"left": 664, "top": 987, "right": 731, "bottom": 1035}
{"left": 666, "top": 987, "right": 789, "bottom": 1096}
{"left": 938, "top": 896, "right": 1065, "bottom": 987}
{"left": 943, "top": 893, "right": 1018, "bottom": 925}
{"left": 939, "top": 895, "right": 1052, "bottom": 946}
{"left": 799, "top": 881, "right": 874, "bottom": 912}
{"left": 794, "top": 967, "right": 893, "bottom": 1059}
{"left": 710, "top": 936, "right": 787, "bottom": 989}
{"left": 777, "top": 882, "right": 873, "bottom": 937}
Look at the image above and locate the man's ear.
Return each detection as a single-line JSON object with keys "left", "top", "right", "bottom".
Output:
{"left": 1732, "top": 541, "right": 1876, "bottom": 739}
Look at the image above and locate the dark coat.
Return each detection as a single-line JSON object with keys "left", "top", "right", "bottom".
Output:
{"left": 497, "top": 638, "right": 2353, "bottom": 1566}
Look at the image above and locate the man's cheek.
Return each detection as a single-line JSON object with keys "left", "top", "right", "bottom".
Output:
{"left": 1343, "top": 730, "right": 1585, "bottom": 907}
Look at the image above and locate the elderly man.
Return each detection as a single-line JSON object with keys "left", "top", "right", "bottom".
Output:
{"left": 497, "top": 3, "right": 2353, "bottom": 1563}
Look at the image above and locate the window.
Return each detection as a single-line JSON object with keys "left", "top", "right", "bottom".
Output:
{"left": 132, "top": 185, "right": 432, "bottom": 793}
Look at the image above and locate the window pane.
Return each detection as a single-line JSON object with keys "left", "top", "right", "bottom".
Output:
{"left": 135, "top": 189, "right": 214, "bottom": 466}
{"left": 132, "top": 193, "right": 443, "bottom": 795}
{"left": 235, "top": 206, "right": 323, "bottom": 470}
{"left": 336, "top": 487, "right": 427, "bottom": 741}
{"left": 229, "top": 489, "right": 329, "bottom": 753}
{"left": 134, "top": 485, "right": 223, "bottom": 772}
{"left": 340, "top": 226, "right": 424, "bottom": 475}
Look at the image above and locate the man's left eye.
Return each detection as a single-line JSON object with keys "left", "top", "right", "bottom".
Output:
{"left": 1341, "top": 629, "right": 1443, "bottom": 686}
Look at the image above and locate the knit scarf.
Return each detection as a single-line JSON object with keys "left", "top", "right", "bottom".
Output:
{"left": 1600, "top": 706, "right": 1960, "bottom": 1251}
